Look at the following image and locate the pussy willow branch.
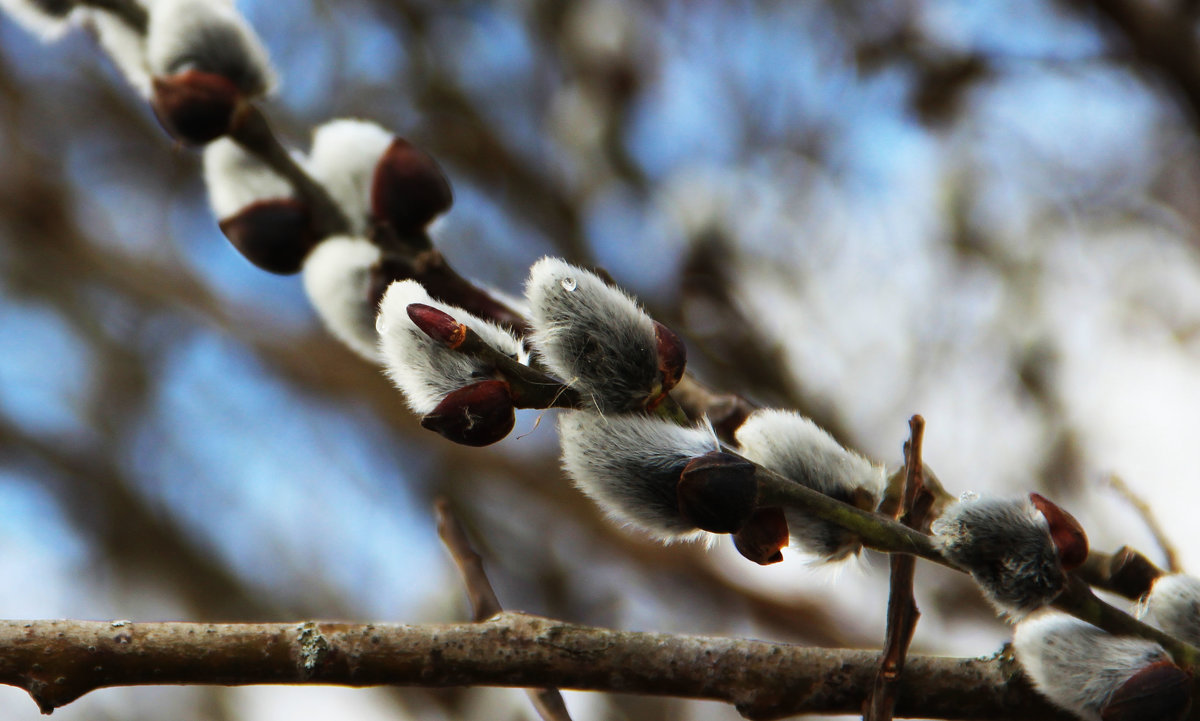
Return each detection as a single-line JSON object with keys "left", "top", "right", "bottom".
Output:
{"left": 751, "top": 462, "right": 1200, "bottom": 669}
{"left": 0, "top": 615, "right": 1074, "bottom": 720}
{"left": 227, "top": 107, "right": 350, "bottom": 239}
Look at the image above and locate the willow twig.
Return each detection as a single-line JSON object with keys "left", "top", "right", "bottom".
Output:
{"left": 434, "top": 499, "right": 574, "bottom": 721}
{"left": 866, "top": 415, "right": 934, "bottom": 721}
{"left": 1108, "top": 474, "right": 1182, "bottom": 573}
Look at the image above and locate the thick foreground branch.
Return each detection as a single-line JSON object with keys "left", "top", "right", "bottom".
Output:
{"left": 0, "top": 614, "right": 1073, "bottom": 720}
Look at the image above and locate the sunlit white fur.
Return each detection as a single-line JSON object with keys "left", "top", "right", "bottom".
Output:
{"left": 932, "top": 495, "right": 1061, "bottom": 619}
{"left": 526, "top": 257, "right": 659, "bottom": 413}
{"left": 86, "top": 9, "right": 152, "bottom": 96}
{"left": 301, "top": 236, "right": 381, "bottom": 362}
{"left": 202, "top": 137, "right": 293, "bottom": 219}
{"left": 376, "top": 279, "right": 526, "bottom": 415}
{"left": 735, "top": 409, "right": 884, "bottom": 562}
{"left": 0, "top": 0, "right": 77, "bottom": 40}
{"left": 1142, "top": 574, "right": 1200, "bottom": 646}
{"left": 146, "top": 0, "right": 274, "bottom": 94}
{"left": 1014, "top": 611, "right": 1169, "bottom": 721}
{"left": 559, "top": 411, "right": 718, "bottom": 543}
{"left": 305, "top": 119, "right": 394, "bottom": 235}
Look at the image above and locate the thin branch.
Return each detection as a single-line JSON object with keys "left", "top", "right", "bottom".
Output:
{"left": 227, "top": 106, "right": 351, "bottom": 239}
{"left": 435, "top": 499, "right": 504, "bottom": 621}
{"left": 435, "top": 499, "right": 574, "bottom": 721}
{"left": 752, "top": 464, "right": 949, "bottom": 567}
{"left": 1052, "top": 577, "right": 1200, "bottom": 669}
{"left": 0, "top": 615, "right": 1077, "bottom": 720}
{"left": 1108, "top": 473, "right": 1182, "bottom": 573}
{"left": 865, "top": 415, "right": 934, "bottom": 721}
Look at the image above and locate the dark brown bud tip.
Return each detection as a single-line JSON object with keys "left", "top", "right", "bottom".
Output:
{"left": 371, "top": 138, "right": 453, "bottom": 234}
{"left": 407, "top": 303, "right": 467, "bottom": 348}
{"left": 654, "top": 321, "right": 687, "bottom": 393}
{"left": 1101, "top": 660, "right": 1191, "bottom": 721}
{"left": 152, "top": 70, "right": 243, "bottom": 145}
{"left": 420, "top": 380, "right": 514, "bottom": 447}
{"left": 677, "top": 451, "right": 757, "bottom": 534}
{"left": 733, "top": 507, "right": 789, "bottom": 565}
{"left": 1029, "top": 493, "right": 1089, "bottom": 571}
{"left": 1109, "top": 546, "right": 1165, "bottom": 599}
{"left": 217, "top": 199, "right": 313, "bottom": 274}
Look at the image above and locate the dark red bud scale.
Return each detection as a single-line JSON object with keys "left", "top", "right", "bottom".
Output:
{"left": 677, "top": 451, "right": 757, "bottom": 533}
{"left": 1100, "top": 660, "right": 1191, "bottom": 721}
{"left": 152, "top": 70, "right": 243, "bottom": 145}
{"left": 371, "top": 138, "right": 453, "bottom": 234}
{"left": 420, "top": 380, "right": 514, "bottom": 447}
{"left": 217, "top": 198, "right": 313, "bottom": 274}
{"left": 406, "top": 303, "right": 467, "bottom": 348}
{"left": 733, "top": 507, "right": 789, "bottom": 565}
{"left": 1029, "top": 493, "right": 1089, "bottom": 571}
{"left": 654, "top": 321, "right": 687, "bottom": 393}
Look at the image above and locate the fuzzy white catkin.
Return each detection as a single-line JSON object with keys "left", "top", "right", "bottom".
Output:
{"left": 526, "top": 257, "right": 660, "bottom": 413}
{"left": 559, "top": 411, "right": 718, "bottom": 542}
{"left": 86, "top": 9, "right": 153, "bottom": 96}
{"left": 1013, "top": 612, "right": 1170, "bottom": 721}
{"left": 0, "top": 0, "right": 77, "bottom": 39}
{"left": 1142, "top": 574, "right": 1200, "bottom": 646}
{"left": 376, "top": 279, "right": 526, "bottom": 415}
{"left": 202, "top": 137, "right": 294, "bottom": 219}
{"left": 932, "top": 495, "right": 1063, "bottom": 619}
{"left": 146, "top": 0, "right": 274, "bottom": 94}
{"left": 735, "top": 409, "right": 885, "bottom": 561}
{"left": 301, "top": 236, "right": 382, "bottom": 362}
{"left": 305, "top": 119, "right": 395, "bottom": 236}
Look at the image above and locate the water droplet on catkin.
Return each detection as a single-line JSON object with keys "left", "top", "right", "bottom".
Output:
{"left": 560, "top": 277, "right": 577, "bottom": 292}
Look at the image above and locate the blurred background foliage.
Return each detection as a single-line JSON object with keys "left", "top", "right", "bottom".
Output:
{"left": 3, "top": 0, "right": 1200, "bottom": 719}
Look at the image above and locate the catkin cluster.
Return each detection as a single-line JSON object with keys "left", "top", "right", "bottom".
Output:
{"left": 5, "top": 4, "right": 1190, "bottom": 719}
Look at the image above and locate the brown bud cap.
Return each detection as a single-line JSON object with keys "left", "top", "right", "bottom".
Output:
{"left": 654, "top": 321, "right": 687, "bottom": 393}
{"left": 217, "top": 199, "right": 313, "bottom": 274}
{"left": 406, "top": 303, "right": 467, "bottom": 348}
{"left": 677, "top": 451, "right": 757, "bottom": 534}
{"left": 1100, "top": 660, "right": 1191, "bottom": 721}
{"left": 733, "top": 507, "right": 789, "bottom": 565}
{"left": 371, "top": 138, "right": 453, "bottom": 234}
{"left": 152, "top": 70, "right": 243, "bottom": 145}
{"left": 1030, "top": 493, "right": 1089, "bottom": 571}
{"left": 1108, "top": 546, "right": 1165, "bottom": 599}
{"left": 420, "top": 380, "right": 515, "bottom": 447}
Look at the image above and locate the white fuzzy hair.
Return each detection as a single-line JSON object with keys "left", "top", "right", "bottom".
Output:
{"left": 525, "top": 257, "right": 660, "bottom": 413}
{"left": 1142, "top": 574, "right": 1200, "bottom": 646}
{"left": 932, "top": 495, "right": 1063, "bottom": 619}
{"left": 305, "top": 119, "right": 394, "bottom": 236}
{"left": 146, "top": 0, "right": 274, "bottom": 95}
{"left": 377, "top": 279, "right": 526, "bottom": 415}
{"left": 558, "top": 411, "right": 718, "bottom": 543}
{"left": 0, "top": 0, "right": 77, "bottom": 40}
{"left": 301, "top": 236, "right": 381, "bottom": 362}
{"left": 1013, "top": 611, "right": 1170, "bottom": 721}
{"left": 202, "top": 137, "right": 293, "bottom": 219}
{"left": 735, "top": 409, "right": 884, "bottom": 562}
{"left": 86, "top": 9, "right": 152, "bottom": 96}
